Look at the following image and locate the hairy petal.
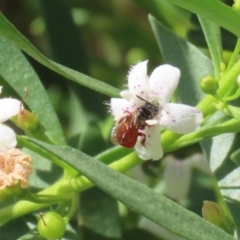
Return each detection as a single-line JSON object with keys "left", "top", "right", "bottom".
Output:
{"left": 128, "top": 60, "right": 149, "bottom": 98}
{"left": 0, "top": 98, "right": 21, "bottom": 123}
{"left": 149, "top": 64, "right": 180, "bottom": 104}
{"left": 135, "top": 125, "right": 163, "bottom": 160}
{"left": 110, "top": 98, "right": 137, "bottom": 120}
{"left": 0, "top": 125, "right": 17, "bottom": 152}
{"left": 159, "top": 103, "right": 203, "bottom": 134}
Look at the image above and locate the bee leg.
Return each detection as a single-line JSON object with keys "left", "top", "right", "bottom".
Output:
{"left": 138, "top": 132, "right": 146, "bottom": 146}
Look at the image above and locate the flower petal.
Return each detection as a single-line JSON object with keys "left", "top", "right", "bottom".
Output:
{"left": 161, "top": 158, "right": 191, "bottom": 200}
{"left": 159, "top": 103, "right": 203, "bottom": 134}
{"left": 0, "top": 98, "right": 21, "bottom": 123}
{"left": 135, "top": 125, "right": 163, "bottom": 160}
{"left": 0, "top": 86, "right": 2, "bottom": 94}
{"left": 120, "top": 90, "right": 134, "bottom": 101}
{"left": 128, "top": 60, "right": 149, "bottom": 98}
{"left": 0, "top": 124, "right": 17, "bottom": 152}
{"left": 149, "top": 64, "right": 180, "bottom": 104}
{"left": 110, "top": 98, "right": 137, "bottom": 120}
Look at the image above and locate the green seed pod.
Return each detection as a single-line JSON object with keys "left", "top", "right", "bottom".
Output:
{"left": 200, "top": 75, "right": 219, "bottom": 95}
{"left": 37, "top": 212, "right": 66, "bottom": 240}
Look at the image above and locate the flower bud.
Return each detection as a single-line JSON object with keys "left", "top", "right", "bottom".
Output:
{"left": 220, "top": 62, "right": 226, "bottom": 72}
{"left": 233, "top": 0, "right": 240, "bottom": 13}
{"left": 200, "top": 75, "right": 219, "bottom": 95}
{"left": 38, "top": 212, "right": 66, "bottom": 240}
{"left": 17, "top": 109, "right": 41, "bottom": 133}
{"left": 202, "top": 201, "right": 234, "bottom": 235}
{"left": 237, "top": 75, "right": 240, "bottom": 87}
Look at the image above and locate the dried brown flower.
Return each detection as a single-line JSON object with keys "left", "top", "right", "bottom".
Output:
{"left": 0, "top": 149, "right": 33, "bottom": 189}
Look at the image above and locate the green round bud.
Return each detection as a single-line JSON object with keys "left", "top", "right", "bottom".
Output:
{"left": 200, "top": 75, "right": 219, "bottom": 95}
{"left": 233, "top": 0, "right": 240, "bottom": 13}
{"left": 220, "top": 62, "right": 226, "bottom": 72}
{"left": 37, "top": 212, "right": 66, "bottom": 240}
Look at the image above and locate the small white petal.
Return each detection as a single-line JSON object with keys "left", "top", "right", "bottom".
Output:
{"left": 110, "top": 98, "right": 136, "bottom": 120}
{"left": 149, "top": 64, "right": 180, "bottom": 103}
{"left": 159, "top": 103, "right": 203, "bottom": 134}
{"left": 0, "top": 86, "right": 2, "bottom": 94}
{"left": 128, "top": 60, "right": 149, "bottom": 98}
{"left": 135, "top": 125, "right": 163, "bottom": 160}
{"left": 0, "top": 124, "right": 17, "bottom": 152}
{"left": 145, "top": 119, "right": 158, "bottom": 125}
{"left": 120, "top": 90, "right": 134, "bottom": 101}
{"left": 0, "top": 98, "right": 21, "bottom": 123}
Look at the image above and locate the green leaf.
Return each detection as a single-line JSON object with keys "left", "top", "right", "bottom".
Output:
{"left": 80, "top": 188, "right": 121, "bottom": 239}
{"left": 0, "top": 13, "right": 119, "bottom": 98}
{"left": 0, "top": 218, "right": 29, "bottom": 239}
{"left": 231, "top": 148, "right": 240, "bottom": 167}
{"left": 40, "top": 0, "right": 89, "bottom": 74}
{"left": 25, "top": 148, "right": 62, "bottom": 190}
{"left": 197, "top": 16, "right": 222, "bottom": 79}
{"left": 22, "top": 137, "right": 234, "bottom": 240}
{"left": 225, "top": 197, "right": 240, "bottom": 238}
{"left": 200, "top": 113, "right": 236, "bottom": 173}
{"left": 149, "top": 15, "right": 213, "bottom": 106}
{"left": 0, "top": 36, "right": 65, "bottom": 145}
{"left": 202, "top": 132, "right": 240, "bottom": 239}
{"left": 167, "top": 0, "right": 240, "bottom": 37}
{"left": 219, "top": 105, "right": 240, "bottom": 122}
{"left": 17, "top": 229, "right": 43, "bottom": 240}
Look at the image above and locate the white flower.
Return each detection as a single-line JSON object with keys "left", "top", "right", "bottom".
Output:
{"left": 0, "top": 87, "right": 22, "bottom": 152}
{"left": 0, "top": 87, "right": 32, "bottom": 189}
{"left": 110, "top": 61, "right": 203, "bottom": 160}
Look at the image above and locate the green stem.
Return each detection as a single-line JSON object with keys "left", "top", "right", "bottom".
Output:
{"left": 223, "top": 88, "right": 240, "bottom": 101}
{"left": 0, "top": 177, "right": 69, "bottom": 225}
{"left": 164, "top": 118, "right": 240, "bottom": 152}
{"left": 226, "top": 38, "right": 240, "bottom": 73}
{"left": 22, "top": 191, "right": 67, "bottom": 204}
{"left": 63, "top": 193, "right": 78, "bottom": 223}
{"left": 0, "top": 153, "right": 141, "bottom": 225}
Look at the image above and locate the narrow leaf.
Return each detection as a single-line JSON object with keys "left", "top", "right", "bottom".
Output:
{"left": 225, "top": 197, "right": 240, "bottom": 238}
{"left": 198, "top": 16, "right": 222, "bottom": 79}
{"left": 22, "top": 137, "right": 234, "bottom": 240}
{"left": 167, "top": 0, "right": 240, "bottom": 37}
{"left": 0, "top": 13, "right": 119, "bottom": 98}
{"left": 81, "top": 188, "right": 121, "bottom": 239}
{"left": 0, "top": 36, "right": 65, "bottom": 145}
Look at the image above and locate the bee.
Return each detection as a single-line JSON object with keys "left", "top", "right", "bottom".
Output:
{"left": 111, "top": 96, "right": 159, "bottom": 148}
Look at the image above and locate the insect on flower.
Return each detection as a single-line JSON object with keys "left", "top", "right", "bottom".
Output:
{"left": 109, "top": 60, "right": 203, "bottom": 160}
{"left": 111, "top": 96, "right": 159, "bottom": 148}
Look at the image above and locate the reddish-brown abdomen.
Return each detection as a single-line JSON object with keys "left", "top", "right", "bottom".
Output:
{"left": 111, "top": 114, "right": 138, "bottom": 148}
